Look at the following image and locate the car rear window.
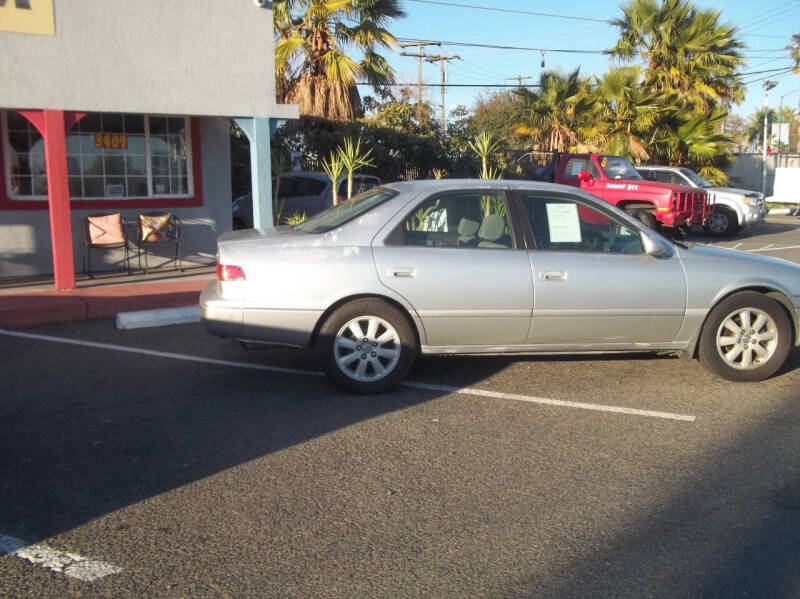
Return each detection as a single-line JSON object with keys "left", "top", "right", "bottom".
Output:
{"left": 295, "top": 187, "right": 398, "bottom": 234}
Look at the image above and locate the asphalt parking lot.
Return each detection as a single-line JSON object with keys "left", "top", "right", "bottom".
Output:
{"left": 2, "top": 215, "right": 800, "bottom": 598}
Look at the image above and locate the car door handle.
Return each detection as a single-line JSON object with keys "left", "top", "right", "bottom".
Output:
{"left": 390, "top": 268, "right": 416, "bottom": 278}
{"left": 540, "top": 271, "right": 566, "bottom": 281}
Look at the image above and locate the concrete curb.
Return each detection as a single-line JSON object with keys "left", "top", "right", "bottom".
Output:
{"left": 115, "top": 306, "right": 201, "bottom": 329}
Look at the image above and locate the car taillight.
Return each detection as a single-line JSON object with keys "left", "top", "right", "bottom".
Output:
{"left": 217, "top": 264, "right": 246, "bottom": 281}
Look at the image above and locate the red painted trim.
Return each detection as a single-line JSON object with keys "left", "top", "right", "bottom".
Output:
{"left": 0, "top": 115, "right": 203, "bottom": 210}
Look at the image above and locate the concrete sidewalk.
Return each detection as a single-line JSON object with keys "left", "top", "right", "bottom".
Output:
{"left": 0, "top": 266, "right": 214, "bottom": 328}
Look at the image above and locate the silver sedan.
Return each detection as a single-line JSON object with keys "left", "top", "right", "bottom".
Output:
{"left": 201, "top": 180, "right": 800, "bottom": 393}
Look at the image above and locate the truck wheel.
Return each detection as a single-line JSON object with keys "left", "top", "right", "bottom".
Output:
{"left": 704, "top": 206, "right": 738, "bottom": 237}
{"left": 698, "top": 291, "right": 791, "bottom": 382}
{"left": 316, "top": 298, "right": 417, "bottom": 394}
{"left": 633, "top": 209, "right": 657, "bottom": 230}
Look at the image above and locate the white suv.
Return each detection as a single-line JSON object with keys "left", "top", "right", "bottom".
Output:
{"left": 637, "top": 166, "right": 767, "bottom": 237}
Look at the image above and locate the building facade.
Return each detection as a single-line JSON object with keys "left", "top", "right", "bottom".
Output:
{"left": 0, "top": 0, "right": 296, "bottom": 287}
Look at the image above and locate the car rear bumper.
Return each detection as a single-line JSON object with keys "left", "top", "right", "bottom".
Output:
{"left": 200, "top": 281, "right": 320, "bottom": 347}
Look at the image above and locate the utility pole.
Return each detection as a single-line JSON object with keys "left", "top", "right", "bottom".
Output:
{"left": 399, "top": 40, "right": 440, "bottom": 122}
{"left": 761, "top": 79, "right": 778, "bottom": 199}
{"left": 505, "top": 74, "right": 532, "bottom": 89}
{"left": 425, "top": 54, "right": 459, "bottom": 132}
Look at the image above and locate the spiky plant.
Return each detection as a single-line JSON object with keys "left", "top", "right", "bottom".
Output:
{"left": 321, "top": 151, "right": 346, "bottom": 205}
{"left": 337, "top": 136, "right": 375, "bottom": 199}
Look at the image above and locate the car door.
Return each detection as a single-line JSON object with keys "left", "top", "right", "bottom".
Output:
{"left": 372, "top": 189, "right": 533, "bottom": 347}
{"left": 517, "top": 191, "right": 687, "bottom": 346}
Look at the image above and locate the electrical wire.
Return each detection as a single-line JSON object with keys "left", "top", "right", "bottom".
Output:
{"left": 405, "top": 0, "right": 610, "bottom": 23}
{"left": 396, "top": 38, "right": 605, "bottom": 54}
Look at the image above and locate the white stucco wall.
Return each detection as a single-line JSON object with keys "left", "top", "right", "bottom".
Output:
{"left": 0, "top": 0, "right": 295, "bottom": 119}
{"left": 0, "top": 117, "right": 231, "bottom": 278}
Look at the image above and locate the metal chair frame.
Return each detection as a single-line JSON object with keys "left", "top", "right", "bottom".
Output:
{"left": 81, "top": 213, "right": 131, "bottom": 278}
{"left": 136, "top": 212, "right": 183, "bottom": 274}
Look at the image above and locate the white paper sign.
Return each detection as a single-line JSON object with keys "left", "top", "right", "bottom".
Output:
{"left": 546, "top": 203, "right": 581, "bottom": 243}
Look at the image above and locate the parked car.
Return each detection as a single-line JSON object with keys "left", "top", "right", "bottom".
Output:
{"left": 232, "top": 172, "right": 381, "bottom": 229}
{"left": 202, "top": 179, "right": 800, "bottom": 393}
{"left": 636, "top": 165, "right": 767, "bottom": 237}
{"left": 537, "top": 152, "right": 711, "bottom": 234}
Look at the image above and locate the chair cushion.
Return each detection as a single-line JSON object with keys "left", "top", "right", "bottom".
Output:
{"left": 140, "top": 213, "right": 172, "bottom": 242}
{"left": 87, "top": 213, "right": 125, "bottom": 245}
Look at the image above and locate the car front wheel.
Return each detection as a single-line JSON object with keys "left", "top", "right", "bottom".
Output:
{"left": 316, "top": 298, "right": 417, "bottom": 394}
{"left": 698, "top": 291, "right": 792, "bottom": 382}
{"left": 704, "top": 206, "right": 738, "bottom": 237}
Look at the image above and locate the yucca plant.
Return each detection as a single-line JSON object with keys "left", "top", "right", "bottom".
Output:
{"left": 468, "top": 132, "right": 501, "bottom": 179}
{"left": 337, "top": 136, "right": 376, "bottom": 199}
{"left": 432, "top": 168, "right": 447, "bottom": 180}
{"left": 321, "top": 151, "right": 346, "bottom": 206}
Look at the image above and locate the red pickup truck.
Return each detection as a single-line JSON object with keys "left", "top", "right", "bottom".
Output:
{"left": 540, "top": 153, "right": 711, "bottom": 234}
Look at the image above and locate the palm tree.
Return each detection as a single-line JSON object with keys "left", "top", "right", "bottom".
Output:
{"left": 274, "top": 0, "right": 405, "bottom": 121}
{"left": 788, "top": 33, "right": 800, "bottom": 74}
{"left": 649, "top": 109, "right": 734, "bottom": 184}
{"left": 608, "top": 0, "right": 745, "bottom": 112}
{"left": 589, "top": 66, "right": 662, "bottom": 161}
{"left": 512, "top": 68, "right": 594, "bottom": 152}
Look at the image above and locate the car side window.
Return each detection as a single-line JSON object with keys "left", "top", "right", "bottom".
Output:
{"left": 521, "top": 194, "right": 644, "bottom": 254}
{"left": 562, "top": 158, "right": 599, "bottom": 180}
{"left": 389, "top": 191, "right": 514, "bottom": 249}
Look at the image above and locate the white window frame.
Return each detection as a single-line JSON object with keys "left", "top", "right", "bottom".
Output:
{"left": 1, "top": 111, "right": 194, "bottom": 202}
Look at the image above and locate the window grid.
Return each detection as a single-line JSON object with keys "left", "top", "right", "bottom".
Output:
{"left": 2, "top": 111, "right": 192, "bottom": 201}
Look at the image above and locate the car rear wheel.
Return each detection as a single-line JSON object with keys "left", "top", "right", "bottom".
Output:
{"left": 316, "top": 298, "right": 416, "bottom": 394}
{"left": 698, "top": 292, "right": 791, "bottom": 382}
{"left": 704, "top": 206, "right": 738, "bottom": 237}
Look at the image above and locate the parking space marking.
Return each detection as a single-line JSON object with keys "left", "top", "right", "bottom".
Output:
{"left": 0, "top": 535, "right": 121, "bottom": 582}
{"left": 0, "top": 328, "right": 324, "bottom": 377}
{"left": 0, "top": 329, "right": 696, "bottom": 423}
{"left": 404, "top": 381, "right": 695, "bottom": 422}
{"left": 746, "top": 244, "right": 800, "bottom": 253}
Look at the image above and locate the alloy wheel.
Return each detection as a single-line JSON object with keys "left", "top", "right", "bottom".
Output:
{"left": 334, "top": 315, "right": 401, "bottom": 382}
{"left": 715, "top": 307, "right": 778, "bottom": 370}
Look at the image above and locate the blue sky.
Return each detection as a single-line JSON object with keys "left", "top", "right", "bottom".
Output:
{"left": 377, "top": 0, "right": 799, "bottom": 122}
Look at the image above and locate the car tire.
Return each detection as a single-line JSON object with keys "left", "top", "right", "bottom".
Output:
{"left": 704, "top": 206, "right": 738, "bottom": 237}
{"left": 634, "top": 209, "right": 657, "bottom": 230}
{"left": 698, "top": 291, "right": 792, "bottom": 382}
{"left": 316, "top": 298, "right": 417, "bottom": 394}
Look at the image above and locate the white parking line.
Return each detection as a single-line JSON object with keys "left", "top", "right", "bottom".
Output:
{"left": 0, "top": 329, "right": 696, "bottom": 423}
{"left": 0, "top": 535, "right": 121, "bottom": 582}
{"left": 747, "top": 244, "right": 800, "bottom": 253}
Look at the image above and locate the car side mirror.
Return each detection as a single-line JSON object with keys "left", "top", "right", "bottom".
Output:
{"left": 577, "top": 170, "right": 592, "bottom": 183}
{"left": 641, "top": 232, "right": 673, "bottom": 258}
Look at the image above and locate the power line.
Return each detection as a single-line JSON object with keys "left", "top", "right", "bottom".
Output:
{"left": 742, "top": 67, "right": 795, "bottom": 85}
{"left": 396, "top": 37, "right": 605, "bottom": 54}
{"left": 738, "top": 64, "right": 795, "bottom": 76}
{"left": 405, "top": 0, "right": 610, "bottom": 23}
{"left": 356, "top": 83, "right": 541, "bottom": 88}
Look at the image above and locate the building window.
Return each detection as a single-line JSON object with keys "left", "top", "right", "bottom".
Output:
{"left": 2, "top": 111, "right": 193, "bottom": 200}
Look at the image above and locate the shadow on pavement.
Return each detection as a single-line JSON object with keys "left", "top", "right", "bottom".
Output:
{"left": 0, "top": 323, "right": 506, "bottom": 545}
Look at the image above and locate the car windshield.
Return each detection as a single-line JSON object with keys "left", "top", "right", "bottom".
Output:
{"left": 679, "top": 168, "right": 712, "bottom": 188}
{"left": 599, "top": 156, "right": 643, "bottom": 180}
{"left": 295, "top": 187, "right": 398, "bottom": 234}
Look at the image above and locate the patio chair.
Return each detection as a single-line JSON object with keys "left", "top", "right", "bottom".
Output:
{"left": 81, "top": 213, "right": 131, "bottom": 278}
{"left": 137, "top": 212, "right": 182, "bottom": 274}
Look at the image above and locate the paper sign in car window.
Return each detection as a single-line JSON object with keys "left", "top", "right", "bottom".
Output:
{"left": 546, "top": 203, "right": 581, "bottom": 243}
